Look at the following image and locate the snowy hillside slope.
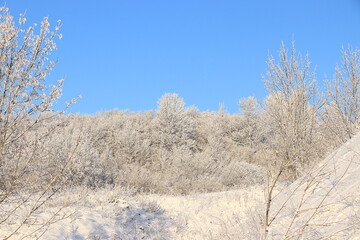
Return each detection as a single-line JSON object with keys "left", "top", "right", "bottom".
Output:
{"left": 268, "top": 133, "right": 360, "bottom": 239}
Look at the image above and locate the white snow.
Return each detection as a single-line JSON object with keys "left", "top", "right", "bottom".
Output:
{"left": 1, "top": 186, "right": 263, "bottom": 239}
{"left": 268, "top": 134, "right": 360, "bottom": 239}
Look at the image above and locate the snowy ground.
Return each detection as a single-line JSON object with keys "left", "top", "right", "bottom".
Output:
{"left": 1, "top": 186, "right": 264, "bottom": 240}
{"left": 268, "top": 134, "right": 360, "bottom": 239}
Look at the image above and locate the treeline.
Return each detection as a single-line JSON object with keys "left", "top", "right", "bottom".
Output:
{"left": 44, "top": 42, "right": 359, "bottom": 194}
{"left": 2, "top": 42, "right": 360, "bottom": 197}
{"left": 4, "top": 44, "right": 360, "bottom": 196}
{"left": 39, "top": 99, "right": 267, "bottom": 194}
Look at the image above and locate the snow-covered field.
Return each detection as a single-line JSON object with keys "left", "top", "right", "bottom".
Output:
{"left": 1, "top": 186, "right": 264, "bottom": 239}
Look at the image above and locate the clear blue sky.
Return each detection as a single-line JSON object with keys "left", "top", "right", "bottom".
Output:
{"left": 5, "top": 0, "right": 360, "bottom": 114}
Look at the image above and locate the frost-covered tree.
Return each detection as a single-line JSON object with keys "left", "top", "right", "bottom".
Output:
{"left": 0, "top": 6, "right": 73, "bottom": 239}
{"left": 156, "top": 93, "right": 195, "bottom": 151}
{"left": 260, "top": 41, "right": 324, "bottom": 237}
{"left": 324, "top": 47, "right": 360, "bottom": 142}
{"left": 263, "top": 41, "right": 323, "bottom": 178}
{"left": 237, "top": 97, "right": 262, "bottom": 148}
